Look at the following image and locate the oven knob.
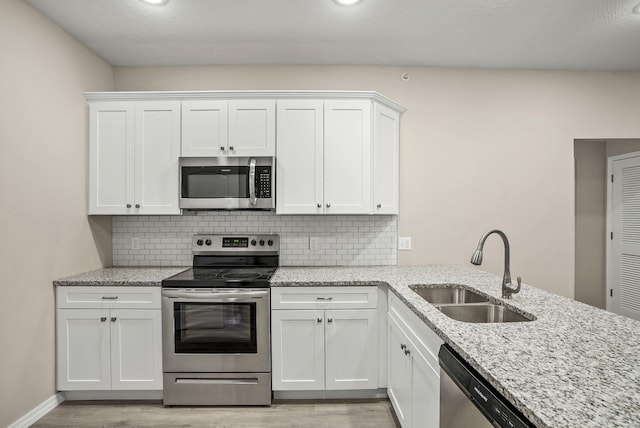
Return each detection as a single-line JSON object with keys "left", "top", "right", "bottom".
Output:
{"left": 205, "top": 239, "right": 212, "bottom": 246}
{"left": 268, "top": 239, "right": 273, "bottom": 246}
{"left": 259, "top": 239, "right": 265, "bottom": 246}
{"left": 196, "top": 239, "right": 204, "bottom": 246}
{"left": 251, "top": 239, "right": 257, "bottom": 246}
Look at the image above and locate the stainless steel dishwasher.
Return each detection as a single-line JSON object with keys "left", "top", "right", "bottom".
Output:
{"left": 439, "top": 345, "right": 534, "bottom": 428}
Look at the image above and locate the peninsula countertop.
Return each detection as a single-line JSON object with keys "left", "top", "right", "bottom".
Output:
{"left": 271, "top": 265, "right": 640, "bottom": 428}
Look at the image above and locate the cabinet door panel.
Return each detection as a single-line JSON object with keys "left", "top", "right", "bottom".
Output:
{"left": 388, "top": 314, "right": 413, "bottom": 428}
{"left": 412, "top": 345, "right": 440, "bottom": 428}
{"left": 57, "top": 309, "right": 111, "bottom": 390}
{"left": 324, "top": 100, "right": 371, "bottom": 214}
{"left": 88, "top": 102, "right": 134, "bottom": 215}
{"left": 110, "top": 309, "right": 162, "bottom": 390}
{"left": 182, "top": 100, "right": 228, "bottom": 156}
{"left": 325, "top": 309, "right": 377, "bottom": 390}
{"left": 134, "top": 101, "right": 181, "bottom": 214}
{"left": 228, "top": 100, "right": 275, "bottom": 156}
{"left": 271, "top": 310, "right": 325, "bottom": 390}
{"left": 373, "top": 103, "right": 399, "bottom": 214}
{"left": 276, "top": 100, "right": 324, "bottom": 214}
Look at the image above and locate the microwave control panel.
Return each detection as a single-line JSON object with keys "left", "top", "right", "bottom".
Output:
{"left": 256, "top": 166, "right": 272, "bottom": 198}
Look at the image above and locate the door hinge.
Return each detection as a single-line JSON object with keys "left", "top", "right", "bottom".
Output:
{"left": 611, "top": 232, "right": 614, "bottom": 240}
{"left": 611, "top": 174, "right": 614, "bottom": 183}
{"left": 610, "top": 289, "right": 613, "bottom": 297}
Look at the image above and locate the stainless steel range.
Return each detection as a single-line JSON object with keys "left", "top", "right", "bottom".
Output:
{"left": 161, "top": 234, "right": 278, "bottom": 406}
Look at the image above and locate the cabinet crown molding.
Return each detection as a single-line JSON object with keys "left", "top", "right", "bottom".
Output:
{"left": 84, "top": 90, "right": 406, "bottom": 113}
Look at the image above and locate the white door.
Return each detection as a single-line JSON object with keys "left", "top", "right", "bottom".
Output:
{"left": 134, "top": 101, "right": 181, "bottom": 215}
{"left": 325, "top": 309, "right": 378, "bottom": 390}
{"left": 88, "top": 101, "right": 135, "bottom": 215}
{"left": 387, "top": 314, "right": 413, "bottom": 428}
{"left": 110, "top": 309, "right": 163, "bottom": 390}
{"left": 608, "top": 152, "right": 640, "bottom": 320}
{"left": 228, "top": 100, "right": 275, "bottom": 156}
{"left": 181, "top": 100, "right": 229, "bottom": 157}
{"left": 276, "top": 100, "right": 324, "bottom": 214}
{"left": 271, "top": 309, "right": 325, "bottom": 390}
{"left": 373, "top": 102, "right": 400, "bottom": 215}
{"left": 324, "top": 100, "right": 372, "bottom": 214}
{"left": 57, "top": 309, "right": 111, "bottom": 390}
{"left": 411, "top": 345, "right": 440, "bottom": 428}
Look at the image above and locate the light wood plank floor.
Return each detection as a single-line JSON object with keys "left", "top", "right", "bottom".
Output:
{"left": 32, "top": 400, "right": 400, "bottom": 428}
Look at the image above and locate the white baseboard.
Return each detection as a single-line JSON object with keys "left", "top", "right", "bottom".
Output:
{"left": 8, "top": 393, "right": 65, "bottom": 428}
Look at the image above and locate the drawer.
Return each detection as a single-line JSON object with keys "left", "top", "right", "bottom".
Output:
{"left": 271, "top": 286, "right": 377, "bottom": 310}
{"left": 388, "top": 292, "right": 442, "bottom": 367}
{"left": 56, "top": 286, "right": 161, "bottom": 309}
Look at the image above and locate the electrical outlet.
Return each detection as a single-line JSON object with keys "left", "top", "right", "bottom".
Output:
{"left": 131, "top": 237, "right": 140, "bottom": 251}
{"left": 398, "top": 237, "right": 412, "bottom": 251}
{"left": 309, "top": 237, "right": 320, "bottom": 251}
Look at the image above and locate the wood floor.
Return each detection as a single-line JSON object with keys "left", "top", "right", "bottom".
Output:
{"left": 32, "top": 399, "right": 401, "bottom": 428}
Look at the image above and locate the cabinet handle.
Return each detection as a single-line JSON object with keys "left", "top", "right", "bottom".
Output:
{"left": 317, "top": 317, "right": 323, "bottom": 323}
{"left": 220, "top": 146, "right": 225, "bottom": 151}
{"left": 404, "top": 348, "right": 411, "bottom": 356}
{"left": 100, "top": 317, "right": 107, "bottom": 322}
{"left": 126, "top": 204, "right": 132, "bottom": 208}
{"left": 327, "top": 317, "right": 333, "bottom": 323}
{"left": 229, "top": 146, "right": 234, "bottom": 151}
{"left": 316, "top": 297, "right": 333, "bottom": 301}
{"left": 326, "top": 203, "right": 331, "bottom": 208}
{"left": 317, "top": 203, "right": 322, "bottom": 208}
{"left": 377, "top": 203, "right": 382, "bottom": 209}
{"left": 135, "top": 204, "right": 140, "bottom": 208}
{"left": 101, "top": 296, "right": 119, "bottom": 300}
{"left": 111, "top": 317, "right": 117, "bottom": 322}
{"left": 400, "top": 344, "right": 407, "bottom": 350}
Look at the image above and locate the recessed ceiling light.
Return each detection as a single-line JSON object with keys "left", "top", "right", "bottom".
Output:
{"left": 139, "top": 0, "right": 168, "bottom": 5}
{"left": 333, "top": 0, "right": 363, "bottom": 6}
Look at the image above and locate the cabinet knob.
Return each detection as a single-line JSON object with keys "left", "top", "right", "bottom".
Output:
{"left": 317, "top": 317, "right": 323, "bottom": 323}
{"left": 111, "top": 317, "right": 117, "bottom": 322}
{"left": 404, "top": 348, "right": 411, "bottom": 356}
{"left": 326, "top": 203, "right": 331, "bottom": 208}
{"left": 100, "top": 317, "right": 107, "bottom": 322}
{"left": 317, "top": 203, "right": 322, "bottom": 208}
{"left": 220, "top": 146, "right": 225, "bottom": 151}
{"left": 400, "top": 344, "right": 407, "bottom": 350}
{"left": 135, "top": 204, "right": 140, "bottom": 209}
{"left": 327, "top": 317, "right": 333, "bottom": 323}
{"left": 126, "top": 204, "right": 132, "bottom": 208}
{"left": 377, "top": 203, "right": 382, "bottom": 209}
{"left": 229, "top": 146, "right": 234, "bottom": 151}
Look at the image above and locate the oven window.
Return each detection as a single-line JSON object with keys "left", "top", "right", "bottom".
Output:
{"left": 182, "top": 167, "right": 249, "bottom": 198}
{"left": 173, "top": 302, "right": 257, "bottom": 354}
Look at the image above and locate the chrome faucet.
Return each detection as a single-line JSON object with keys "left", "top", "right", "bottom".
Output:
{"left": 470, "top": 229, "right": 522, "bottom": 299}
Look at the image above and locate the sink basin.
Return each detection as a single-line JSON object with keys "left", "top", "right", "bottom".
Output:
{"left": 409, "top": 285, "right": 490, "bottom": 305}
{"left": 436, "top": 303, "right": 533, "bottom": 323}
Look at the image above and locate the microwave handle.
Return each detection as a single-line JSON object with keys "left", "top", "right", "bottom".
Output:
{"left": 249, "top": 158, "right": 257, "bottom": 205}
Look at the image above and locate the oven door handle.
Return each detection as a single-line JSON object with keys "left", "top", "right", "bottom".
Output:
{"left": 162, "top": 289, "right": 268, "bottom": 301}
{"left": 248, "top": 158, "right": 257, "bottom": 205}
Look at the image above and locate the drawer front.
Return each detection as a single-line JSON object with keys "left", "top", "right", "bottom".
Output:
{"left": 57, "top": 286, "right": 161, "bottom": 309}
{"left": 388, "top": 292, "right": 442, "bottom": 368}
{"left": 271, "top": 286, "right": 377, "bottom": 310}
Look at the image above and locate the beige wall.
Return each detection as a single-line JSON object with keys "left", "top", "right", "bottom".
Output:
{"left": 115, "top": 66, "right": 640, "bottom": 298}
{"left": 0, "top": 1, "right": 113, "bottom": 425}
{"left": 574, "top": 139, "right": 640, "bottom": 309}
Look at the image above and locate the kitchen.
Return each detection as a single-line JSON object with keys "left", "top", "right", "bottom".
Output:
{"left": 3, "top": 0, "right": 640, "bottom": 427}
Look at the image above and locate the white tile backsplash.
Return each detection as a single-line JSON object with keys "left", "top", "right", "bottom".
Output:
{"left": 112, "top": 212, "right": 397, "bottom": 267}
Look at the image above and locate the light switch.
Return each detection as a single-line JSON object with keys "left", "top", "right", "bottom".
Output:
{"left": 131, "top": 237, "right": 140, "bottom": 251}
{"left": 309, "top": 237, "right": 320, "bottom": 251}
{"left": 398, "top": 237, "right": 412, "bottom": 251}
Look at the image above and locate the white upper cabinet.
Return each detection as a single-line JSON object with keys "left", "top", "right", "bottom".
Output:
{"left": 276, "top": 97, "right": 402, "bottom": 215}
{"left": 182, "top": 99, "right": 275, "bottom": 157}
{"left": 88, "top": 100, "right": 180, "bottom": 215}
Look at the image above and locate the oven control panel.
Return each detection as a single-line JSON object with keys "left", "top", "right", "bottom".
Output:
{"left": 193, "top": 234, "right": 279, "bottom": 253}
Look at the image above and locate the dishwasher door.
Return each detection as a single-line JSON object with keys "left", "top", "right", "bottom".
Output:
{"left": 440, "top": 366, "right": 493, "bottom": 428}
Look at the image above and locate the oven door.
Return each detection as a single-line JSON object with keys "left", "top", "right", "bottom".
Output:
{"left": 162, "top": 288, "right": 270, "bottom": 373}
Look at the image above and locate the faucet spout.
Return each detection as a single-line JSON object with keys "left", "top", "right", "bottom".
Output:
{"left": 470, "top": 229, "right": 521, "bottom": 299}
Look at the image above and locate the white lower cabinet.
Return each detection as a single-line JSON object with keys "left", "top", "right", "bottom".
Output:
{"left": 56, "top": 287, "right": 162, "bottom": 391}
{"left": 388, "top": 293, "right": 442, "bottom": 428}
{"left": 271, "top": 287, "right": 378, "bottom": 391}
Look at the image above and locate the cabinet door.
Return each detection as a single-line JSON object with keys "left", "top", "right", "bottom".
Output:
{"left": 412, "top": 345, "right": 440, "bottom": 428}
{"left": 134, "top": 101, "right": 181, "bottom": 215}
{"left": 324, "top": 100, "right": 372, "bottom": 214}
{"left": 57, "top": 309, "right": 111, "bottom": 390}
{"left": 228, "top": 100, "right": 275, "bottom": 156}
{"left": 88, "top": 101, "right": 135, "bottom": 215}
{"left": 387, "top": 314, "right": 413, "bottom": 428}
{"left": 110, "top": 309, "right": 162, "bottom": 390}
{"left": 373, "top": 102, "right": 400, "bottom": 215}
{"left": 276, "top": 100, "right": 324, "bottom": 214}
{"left": 325, "top": 309, "right": 378, "bottom": 390}
{"left": 271, "top": 309, "right": 325, "bottom": 391}
{"left": 181, "top": 100, "right": 229, "bottom": 157}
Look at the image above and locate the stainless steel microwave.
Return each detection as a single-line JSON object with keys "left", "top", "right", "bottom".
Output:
{"left": 179, "top": 157, "right": 274, "bottom": 210}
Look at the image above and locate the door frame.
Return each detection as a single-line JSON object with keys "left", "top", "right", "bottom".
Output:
{"left": 606, "top": 150, "right": 640, "bottom": 313}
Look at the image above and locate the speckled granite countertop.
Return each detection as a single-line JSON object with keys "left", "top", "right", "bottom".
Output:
{"left": 53, "top": 267, "right": 188, "bottom": 286}
{"left": 271, "top": 265, "right": 640, "bottom": 428}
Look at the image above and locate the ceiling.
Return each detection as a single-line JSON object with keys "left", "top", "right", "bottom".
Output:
{"left": 25, "top": 0, "right": 640, "bottom": 71}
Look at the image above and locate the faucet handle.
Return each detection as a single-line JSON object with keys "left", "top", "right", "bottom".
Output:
{"left": 513, "top": 276, "right": 522, "bottom": 294}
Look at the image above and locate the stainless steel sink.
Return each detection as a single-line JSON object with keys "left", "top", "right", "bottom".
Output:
{"left": 409, "top": 285, "right": 490, "bottom": 305}
{"left": 436, "top": 303, "right": 533, "bottom": 323}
